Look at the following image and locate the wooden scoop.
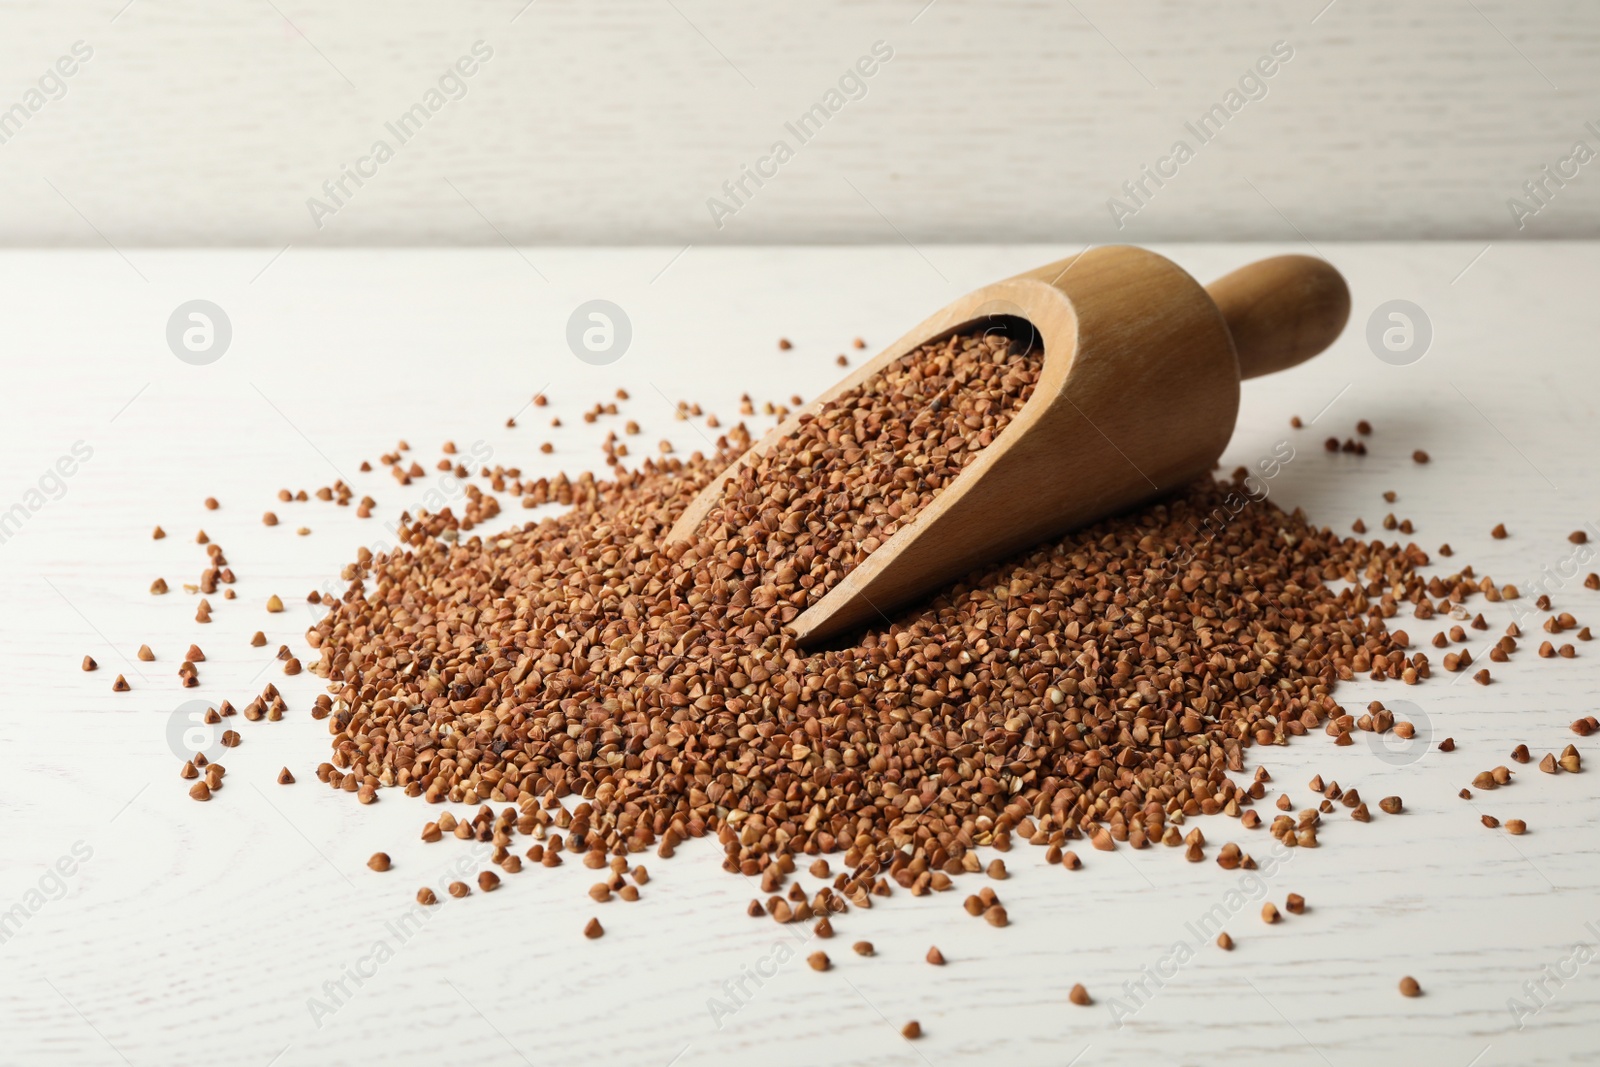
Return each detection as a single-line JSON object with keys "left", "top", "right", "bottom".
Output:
{"left": 670, "top": 246, "right": 1350, "bottom": 644}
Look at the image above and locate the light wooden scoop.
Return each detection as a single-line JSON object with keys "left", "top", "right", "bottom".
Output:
{"left": 670, "top": 246, "right": 1350, "bottom": 644}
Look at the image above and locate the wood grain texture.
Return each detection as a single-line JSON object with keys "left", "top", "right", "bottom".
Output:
{"left": 0, "top": 1, "right": 1597, "bottom": 245}
{"left": 2, "top": 243, "right": 1600, "bottom": 1066}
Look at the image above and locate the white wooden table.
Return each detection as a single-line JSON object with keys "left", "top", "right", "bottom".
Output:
{"left": 2, "top": 243, "right": 1598, "bottom": 1067}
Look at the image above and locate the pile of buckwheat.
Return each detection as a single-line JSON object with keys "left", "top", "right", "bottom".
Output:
{"left": 302, "top": 322, "right": 1531, "bottom": 901}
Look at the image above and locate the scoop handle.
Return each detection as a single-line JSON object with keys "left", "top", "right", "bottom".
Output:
{"left": 1205, "top": 255, "right": 1350, "bottom": 380}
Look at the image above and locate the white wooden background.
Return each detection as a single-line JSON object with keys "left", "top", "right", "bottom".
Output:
{"left": 0, "top": 0, "right": 1597, "bottom": 245}
{"left": 2, "top": 241, "right": 1599, "bottom": 1066}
